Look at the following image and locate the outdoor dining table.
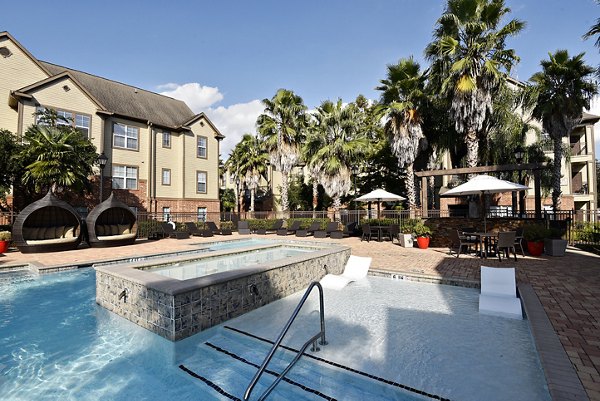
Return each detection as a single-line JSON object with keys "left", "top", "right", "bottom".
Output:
{"left": 371, "top": 226, "right": 390, "bottom": 242}
{"left": 469, "top": 232, "right": 499, "bottom": 258}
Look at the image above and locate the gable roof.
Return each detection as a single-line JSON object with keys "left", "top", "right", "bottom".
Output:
{"left": 39, "top": 61, "right": 198, "bottom": 130}
{"left": 184, "top": 112, "right": 225, "bottom": 139}
{"left": 0, "top": 31, "right": 51, "bottom": 77}
{"left": 14, "top": 71, "right": 107, "bottom": 111}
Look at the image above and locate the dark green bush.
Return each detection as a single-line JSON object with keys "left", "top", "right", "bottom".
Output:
{"left": 286, "top": 218, "right": 330, "bottom": 230}
{"left": 363, "top": 218, "right": 398, "bottom": 226}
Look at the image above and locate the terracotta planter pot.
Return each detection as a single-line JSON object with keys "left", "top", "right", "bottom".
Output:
{"left": 527, "top": 240, "right": 544, "bottom": 256}
{"left": 0, "top": 240, "right": 8, "bottom": 253}
{"left": 416, "top": 236, "right": 430, "bottom": 249}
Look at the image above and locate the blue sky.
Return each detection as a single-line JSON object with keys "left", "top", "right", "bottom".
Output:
{"left": 3, "top": 0, "right": 600, "bottom": 156}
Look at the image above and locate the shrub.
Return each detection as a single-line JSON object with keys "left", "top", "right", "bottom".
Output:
{"left": 286, "top": 218, "right": 330, "bottom": 230}
{"left": 523, "top": 224, "right": 551, "bottom": 242}
{"left": 0, "top": 231, "right": 11, "bottom": 241}
{"left": 220, "top": 221, "right": 234, "bottom": 230}
{"left": 412, "top": 221, "right": 432, "bottom": 238}
{"left": 400, "top": 218, "right": 421, "bottom": 234}
{"left": 363, "top": 218, "right": 397, "bottom": 226}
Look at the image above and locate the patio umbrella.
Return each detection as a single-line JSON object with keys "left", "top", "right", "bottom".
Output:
{"left": 441, "top": 175, "right": 529, "bottom": 231}
{"left": 355, "top": 188, "right": 406, "bottom": 219}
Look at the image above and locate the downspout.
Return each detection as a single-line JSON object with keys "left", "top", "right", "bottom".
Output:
{"left": 148, "top": 122, "right": 155, "bottom": 214}
{"left": 17, "top": 101, "right": 24, "bottom": 138}
{"left": 182, "top": 130, "right": 186, "bottom": 199}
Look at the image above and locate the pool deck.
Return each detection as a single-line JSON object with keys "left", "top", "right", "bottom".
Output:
{"left": 1, "top": 234, "right": 599, "bottom": 400}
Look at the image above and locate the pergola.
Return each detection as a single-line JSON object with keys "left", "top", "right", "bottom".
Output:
{"left": 415, "top": 162, "right": 548, "bottom": 219}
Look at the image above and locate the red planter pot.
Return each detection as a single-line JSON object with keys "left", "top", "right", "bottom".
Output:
{"left": 416, "top": 236, "right": 430, "bottom": 249}
{"left": 0, "top": 240, "right": 8, "bottom": 254}
{"left": 527, "top": 240, "right": 544, "bottom": 256}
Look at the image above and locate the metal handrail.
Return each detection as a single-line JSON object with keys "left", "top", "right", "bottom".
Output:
{"left": 243, "top": 281, "right": 327, "bottom": 401}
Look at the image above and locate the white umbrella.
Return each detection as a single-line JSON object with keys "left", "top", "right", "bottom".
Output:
{"left": 356, "top": 188, "right": 406, "bottom": 218}
{"left": 441, "top": 175, "right": 529, "bottom": 231}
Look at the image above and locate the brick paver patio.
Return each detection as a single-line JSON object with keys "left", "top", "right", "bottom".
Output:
{"left": 1, "top": 234, "right": 599, "bottom": 400}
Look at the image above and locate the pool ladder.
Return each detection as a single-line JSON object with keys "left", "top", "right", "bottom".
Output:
{"left": 243, "top": 281, "right": 327, "bottom": 401}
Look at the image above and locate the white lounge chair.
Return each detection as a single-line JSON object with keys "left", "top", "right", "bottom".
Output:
{"left": 320, "top": 255, "right": 372, "bottom": 290}
{"left": 479, "top": 266, "right": 523, "bottom": 319}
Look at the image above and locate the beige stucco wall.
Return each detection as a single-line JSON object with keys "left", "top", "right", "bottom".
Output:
{"left": 20, "top": 76, "right": 103, "bottom": 151}
{"left": 103, "top": 117, "right": 149, "bottom": 194}
{"left": 185, "top": 118, "right": 220, "bottom": 200}
{"left": 0, "top": 36, "right": 49, "bottom": 133}
{"left": 155, "top": 129, "right": 183, "bottom": 198}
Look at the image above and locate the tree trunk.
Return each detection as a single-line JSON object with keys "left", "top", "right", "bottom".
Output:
{"left": 405, "top": 163, "right": 416, "bottom": 209}
{"left": 333, "top": 196, "right": 341, "bottom": 221}
{"left": 250, "top": 187, "right": 255, "bottom": 212}
{"left": 281, "top": 171, "right": 289, "bottom": 212}
{"left": 466, "top": 128, "right": 479, "bottom": 170}
{"left": 312, "top": 181, "right": 318, "bottom": 218}
{"left": 552, "top": 138, "right": 563, "bottom": 211}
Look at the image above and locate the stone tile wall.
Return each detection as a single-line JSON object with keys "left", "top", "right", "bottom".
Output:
{"left": 96, "top": 247, "right": 350, "bottom": 341}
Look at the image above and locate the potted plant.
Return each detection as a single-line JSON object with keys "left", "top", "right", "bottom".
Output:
{"left": 412, "top": 221, "right": 432, "bottom": 249}
{"left": 399, "top": 219, "right": 419, "bottom": 248}
{"left": 544, "top": 227, "right": 568, "bottom": 256}
{"left": 523, "top": 224, "right": 550, "bottom": 256}
{"left": 0, "top": 231, "right": 11, "bottom": 253}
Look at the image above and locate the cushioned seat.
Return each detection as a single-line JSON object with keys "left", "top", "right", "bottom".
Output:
{"left": 479, "top": 266, "right": 522, "bottom": 319}
{"left": 86, "top": 193, "right": 137, "bottom": 247}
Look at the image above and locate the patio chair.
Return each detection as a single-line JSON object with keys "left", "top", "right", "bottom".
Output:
{"left": 360, "top": 223, "right": 371, "bottom": 242}
{"left": 479, "top": 266, "right": 522, "bottom": 319}
{"left": 514, "top": 227, "right": 525, "bottom": 257}
{"left": 185, "top": 222, "right": 203, "bottom": 236}
{"left": 386, "top": 224, "right": 400, "bottom": 243}
{"left": 320, "top": 255, "right": 372, "bottom": 290}
{"left": 255, "top": 219, "right": 284, "bottom": 235}
{"left": 277, "top": 220, "right": 302, "bottom": 236}
{"left": 326, "top": 222, "right": 344, "bottom": 239}
{"left": 449, "top": 229, "right": 476, "bottom": 258}
{"left": 206, "top": 221, "right": 222, "bottom": 235}
{"left": 295, "top": 221, "right": 321, "bottom": 237}
{"left": 494, "top": 231, "right": 517, "bottom": 262}
{"left": 314, "top": 221, "right": 341, "bottom": 238}
{"left": 161, "top": 222, "right": 189, "bottom": 239}
{"left": 238, "top": 221, "right": 251, "bottom": 235}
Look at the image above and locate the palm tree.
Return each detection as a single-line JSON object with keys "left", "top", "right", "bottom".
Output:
{"left": 530, "top": 50, "right": 598, "bottom": 211}
{"left": 425, "top": 0, "right": 524, "bottom": 168}
{"left": 20, "top": 110, "right": 97, "bottom": 193}
{"left": 257, "top": 89, "right": 307, "bottom": 212}
{"left": 311, "top": 99, "right": 368, "bottom": 215}
{"left": 225, "top": 142, "right": 246, "bottom": 213}
{"left": 302, "top": 125, "right": 324, "bottom": 213}
{"left": 376, "top": 57, "right": 427, "bottom": 209}
{"left": 237, "top": 133, "right": 268, "bottom": 212}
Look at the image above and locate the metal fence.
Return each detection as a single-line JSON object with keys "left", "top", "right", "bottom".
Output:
{"left": 3, "top": 207, "right": 600, "bottom": 245}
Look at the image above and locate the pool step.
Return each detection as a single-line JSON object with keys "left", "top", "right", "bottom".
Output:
{"left": 180, "top": 326, "right": 443, "bottom": 401}
{"left": 178, "top": 337, "right": 328, "bottom": 400}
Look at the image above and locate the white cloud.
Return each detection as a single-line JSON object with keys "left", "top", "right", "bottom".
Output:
{"left": 159, "top": 82, "right": 224, "bottom": 110}
{"left": 205, "top": 100, "right": 264, "bottom": 157}
{"left": 159, "top": 82, "right": 263, "bottom": 158}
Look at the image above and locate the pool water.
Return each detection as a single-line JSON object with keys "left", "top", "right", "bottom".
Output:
{"left": 149, "top": 246, "right": 312, "bottom": 280}
{"left": 0, "top": 268, "right": 550, "bottom": 401}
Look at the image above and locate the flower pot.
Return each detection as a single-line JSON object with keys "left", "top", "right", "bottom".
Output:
{"left": 527, "top": 240, "right": 544, "bottom": 256}
{"left": 416, "top": 236, "right": 430, "bottom": 249}
{"left": 399, "top": 233, "right": 413, "bottom": 248}
{"left": 544, "top": 238, "right": 568, "bottom": 256}
{"left": 0, "top": 240, "right": 8, "bottom": 254}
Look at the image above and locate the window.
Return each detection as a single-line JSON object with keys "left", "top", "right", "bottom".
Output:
{"left": 35, "top": 107, "right": 91, "bottom": 137}
{"left": 113, "top": 123, "right": 139, "bottom": 150}
{"left": 163, "top": 207, "right": 171, "bottom": 222}
{"left": 197, "top": 136, "right": 207, "bottom": 158}
{"left": 112, "top": 165, "right": 138, "bottom": 189}
{"left": 197, "top": 207, "right": 207, "bottom": 222}
{"left": 162, "top": 169, "right": 171, "bottom": 185}
{"left": 75, "top": 114, "right": 91, "bottom": 138}
{"left": 196, "top": 171, "right": 207, "bottom": 193}
{"left": 162, "top": 131, "right": 171, "bottom": 148}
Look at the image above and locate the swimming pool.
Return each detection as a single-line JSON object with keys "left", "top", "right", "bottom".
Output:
{"left": 149, "top": 246, "right": 313, "bottom": 280}
{"left": 0, "top": 268, "right": 550, "bottom": 401}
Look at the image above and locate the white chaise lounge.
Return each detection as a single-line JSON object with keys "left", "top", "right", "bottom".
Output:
{"left": 479, "top": 266, "right": 523, "bottom": 319}
{"left": 320, "top": 255, "right": 372, "bottom": 290}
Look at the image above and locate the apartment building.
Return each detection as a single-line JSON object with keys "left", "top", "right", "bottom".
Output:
{"left": 0, "top": 31, "right": 223, "bottom": 216}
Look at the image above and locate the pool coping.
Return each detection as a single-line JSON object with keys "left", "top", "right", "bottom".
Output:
{"left": 372, "top": 269, "right": 588, "bottom": 401}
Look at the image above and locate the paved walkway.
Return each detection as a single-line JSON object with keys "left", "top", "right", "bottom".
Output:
{"left": 1, "top": 235, "right": 599, "bottom": 400}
